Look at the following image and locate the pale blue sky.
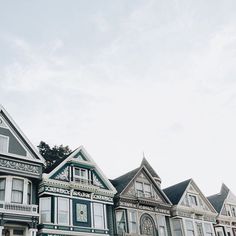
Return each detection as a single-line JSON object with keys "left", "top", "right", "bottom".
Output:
{"left": 1, "top": 0, "right": 236, "bottom": 195}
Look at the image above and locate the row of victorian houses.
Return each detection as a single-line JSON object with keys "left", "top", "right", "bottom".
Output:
{"left": 0, "top": 105, "right": 236, "bottom": 236}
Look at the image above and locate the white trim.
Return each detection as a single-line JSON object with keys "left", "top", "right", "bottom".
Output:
{"left": 0, "top": 105, "right": 45, "bottom": 164}
{"left": 0, "top": 134, "right": 9, "bottom": 153}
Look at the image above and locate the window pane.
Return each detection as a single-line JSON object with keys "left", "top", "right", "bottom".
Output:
{"left": 116, "top": 211, "right": 126, "bottom": 234}
{"left": 0, "top": 136, "right": 8, "bottom": 153}
{"left": 129, "top": 211, "right": 137, "bottom": 233}
{"left": 12, "top": 179, "right": 24, "bottom": 191}
{"left": 76, "top": 204, "right": 88, "bottom": 222}
{"left": 159, "top": 226, "right": 166, "bottom": 236}
{"left": 94, "top": 203, "right": 104, "bottom": 229}
{"left": 58, "top": 197, "right": 69, "bottom": 225}
{"left": 27, "top": 182, "right": 32, "bottom": 204}
{"left": 40, "top": 197, "right": 51, "bottom": 223}
{"left": 135, "top": 182, "right": 143, "bottom": 191}
{"left": 0, "top": 179, "right": 5, "bottom": 201}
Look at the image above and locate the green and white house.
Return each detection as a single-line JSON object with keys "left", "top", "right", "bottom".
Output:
{"left": 164, "top": 179, "right": 218, "bottom": 236}
{"left": 111, "top": 158, "right": 172, "bottom": 236}
{"left": 38, "top": 146, "right": 117, "bottom": 236}
{"left": 0, "top": 105, "right": 45, "bottom": 236}
{"left": 208, "top": 184, "right": 236, "bottom": 236}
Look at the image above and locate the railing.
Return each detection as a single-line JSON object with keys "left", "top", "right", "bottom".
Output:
{"left": 0, "top": 202, "right": 38, "bottom": 214}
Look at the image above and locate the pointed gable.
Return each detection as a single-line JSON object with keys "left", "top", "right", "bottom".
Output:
{"left": 163, "top": 179, "right": 191, "bottom": 205}
{"left": 45, "top": 146, "right": 117, "bottom": 194}
{"left": 0, "top": 105, "right": 44, "bottom": 163}
{"left": 208, "top": 184, "right": 229, "bottom": 213}
{"left": 111, "top": 159, "right": 171, "bottom": 204}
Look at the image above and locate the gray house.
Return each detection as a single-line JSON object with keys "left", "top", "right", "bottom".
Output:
{"left": 111, "top": 158, "right": 172, "bottom": 236}
{"left": 164, "top": 179, "right": 217, "bottom": 236}
{"left": 208, "top": 184, "right": 236, "bottom": 236}
{"left": 0, "top": 105, "right": 45, "bottom": 236}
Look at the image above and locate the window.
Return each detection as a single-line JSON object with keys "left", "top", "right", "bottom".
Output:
{"left": 196, "top": 223, "right": 204, "bottom": 236}
{"left": 11, "top": 179, "right": 24, "bottom": 203}
{"left": 135, "top": 181, "right": 153, "bottom": 198}
{"left": 189, "top": 195, "right": 198, "bottom": 206}
{"left": 0, "top": 178, "right": 5, "bottom": 201}
{"left": 76, "top": 203, "right": 88, "bottom": 222}
{"left": 232, "top": 206, "right": 236, "bottom": 217}
{"left": 204, "top": 223, "right": 213, "bottom": 236}
{"left": 58, "top": 197, "right": 69, "bottom": 225}
{"left": 128, "top": 211, "right": 137, "bottom": 234}
{"left": 158, "top": 215, "right": 166, "bottom": 236}
{"left": 27, "top": 182, "right": 32, "bottom": 204}
{"left": 116, "top": 210, "right": 127, "bottom": 234}
{"left": 172, "top": 219, "right": 183, "bottom": 236}
{"left": 93, "top": 203, "right": 105, "bottom": 229}
{"left": 40, "top": 197, "right": 51, "bottom": 223}
{"left": 144, "top": 183, "right": 152, "bottom": 197}
{"left": 0, "top": 135, "right": 9, "bottom": 153}
{"left": 186, "top": 220, "right": 195, "bottom": 236}
{"left": 74, "top": 168, "right": 89, "bottom": 184}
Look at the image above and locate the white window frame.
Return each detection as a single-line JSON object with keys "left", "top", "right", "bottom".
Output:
{"left": 116, "top": 210, "right": 127, "bottom": 234}
{"left": 0, "top": 134, "right": 9, "bottom": 153}
{"left": 93, "top": 202, "right": 105, "bottom": 229}
{"left": 58, "top": 197, "right": 69, "bottom": 225}
{"left": 128, "top": 210, "right": 137, "bottom": 234}
{"left": 135, "top": 181, "right": 153, "bottom": 198}
{"left": 11, "top": 178, "right": 24, "bottom": 204}
{"left": 188, "top": 194, "right": 198, "bottom": 206}
{"left": 40, "top": 197, "right": 51, "bottom": 223}
{"left": 74, "top": 167, "right": 90, "bottom": 184}
{"left": 0, "top": 177, "right": 6, "bottom": 201}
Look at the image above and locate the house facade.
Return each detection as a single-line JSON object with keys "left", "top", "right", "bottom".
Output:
{"left": 38, "top": 146, "right": 117, "bottom": 236}
{"left": 208, "top": 184, "right": 236, "bottom": 236}
{"left": 164, "top": 179, "right": 217, "bottom": 236}
{"left": 0, "top": 105, "right": 45, "bottom": 236}
{"left": 111, "top": 158, "right": 172, "bottom": 236}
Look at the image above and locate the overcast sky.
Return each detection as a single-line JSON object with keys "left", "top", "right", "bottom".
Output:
{"left": 1, "top": 0, "right": 236, "bottom": 196}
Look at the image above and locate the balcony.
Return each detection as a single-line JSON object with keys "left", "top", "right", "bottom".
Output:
{"left": 0, "top": 202, "right": 38, "bottom": 215}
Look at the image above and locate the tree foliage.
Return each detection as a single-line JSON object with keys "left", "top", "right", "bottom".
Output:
{"left": 37, "top": 141, "right": 71, "bottom": 167}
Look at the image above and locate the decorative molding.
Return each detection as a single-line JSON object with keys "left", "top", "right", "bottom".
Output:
{"left": 0, "top": 158, "right": 40, "bottom": 175}
{"left": 54, "top": 167, "right": 69, "bottom": 181}
{"left": 92, "top": 173, "right": 104, "bottom": 188}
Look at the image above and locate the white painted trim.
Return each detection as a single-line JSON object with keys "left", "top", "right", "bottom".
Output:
{"left": 0, "top": 105, "right": 45, "bottom": 164}
{"left": 0, "top": 134, "right": 9, "bottom": 153}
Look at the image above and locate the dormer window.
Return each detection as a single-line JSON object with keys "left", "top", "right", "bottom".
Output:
{"left": 0, "top": 135, "right": 9, "bottom": 153}
{"left": 135, "top": 181, "right": 152, "bottom": 198}
{"left": 189, "top": 194, "right": 198, "bottom": 206}
{"left": 74, "top": 167, "right": 90, "bottom": 184}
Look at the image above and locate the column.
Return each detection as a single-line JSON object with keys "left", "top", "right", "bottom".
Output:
{"left": 28, "top": 228, "right": 38, "bottom": 236}
{"left": 0, "top": 226, "right": 3, "bottom": 236}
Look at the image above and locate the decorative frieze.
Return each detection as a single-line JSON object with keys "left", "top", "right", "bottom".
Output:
{"left": 54, "top": 167, "right": 69, "bottom": 181}
{"left": 0, "top": 158, "right": 40, "bottom": 175}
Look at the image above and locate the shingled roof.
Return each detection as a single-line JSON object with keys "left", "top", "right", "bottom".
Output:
{"left": 163, "top": 179, "right": 191, "bottom": 205}
{"left": 140, "top": 157, "right": 161, "bottom": 182}
{"left": 207, "top": 184, "right": 230, "bottom": 213}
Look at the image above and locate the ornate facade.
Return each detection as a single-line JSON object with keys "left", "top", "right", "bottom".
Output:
{"left": 38, "top": 146, "right": 117, "bottom": 236}
{"left": 208, "top": 184, "right": 236, "bottom": 236}
{"left": 0, "top": 105, "right": 45, "bottom": 236}
{"left": 164, "top": 179, "right": 217, "bottom": 236}
{"left": 111, "top": 158, "right": 172, "bottom": 236}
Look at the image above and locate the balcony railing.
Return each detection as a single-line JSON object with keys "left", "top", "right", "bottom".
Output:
{"left": 0, "top": 202, "right": 38, "bottom": 215}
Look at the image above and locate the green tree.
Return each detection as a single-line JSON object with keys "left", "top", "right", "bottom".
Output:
{"left": 37, "top": 141, "right": 71, "bottom": 167}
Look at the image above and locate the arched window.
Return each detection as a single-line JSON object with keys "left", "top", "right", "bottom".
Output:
{"left": 140, "top": 214, "right": 156, "bottom": 235}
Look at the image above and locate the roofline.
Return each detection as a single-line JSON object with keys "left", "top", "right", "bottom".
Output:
{"left": 0, "top": 104, "right": 46, "bottom": 165}
{"left": 44, "top": 145, "right": 117, "bottom": 194}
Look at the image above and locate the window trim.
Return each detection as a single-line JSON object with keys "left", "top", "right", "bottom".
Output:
{"left": 93, "top": 202, "right": 105, "bottom": 229}
{"left": 57, "top": 197, "right": 70, "bottom": 225}
{"left": 0, "top": 177, "right": 6, "bottom": 202}
{"left": 40, "top": 197, "right": 52, "bottom": 224}
{"left": 11, "top": 178, "right": 24, "bottom": 204}
{"left": 116, "top": 209, "right": 127, "bottom": 234}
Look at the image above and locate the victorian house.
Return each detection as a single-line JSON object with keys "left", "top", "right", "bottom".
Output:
{"left": 38, "top": 146, "right": 117, "bottom": 236}
{"left": 163, "top": 179, "right": 217, "bottom": 236}
{"left": 111, "top": 158, "right": 172, "bottom": 236}
{"left": 208, "top": 184, "right": 236, "bottom": 236}
{"left": 0, "top": 105, "right": 45, "bottom": 236}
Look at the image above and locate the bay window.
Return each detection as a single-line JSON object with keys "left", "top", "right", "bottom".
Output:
{"left": 0, "top": 178, "right": 5, "bottom": 201}
{"left": 93, "top": 203, "right": 105, "bottom": 229}
{"left": 27, "top": 181, "right": 32, "bottom": 204}
{"left": 40, "top": 197, "right": 51, "bottom": 223}
{"left": 158, "top": 215, "right": 166, "bottom": 236}
{"left": 204, "top": 223, "right": 213, "bottom": 236}
{"left": 11, "top": 178, "right": 24, "bottom": 203}
{"left": 58, "top": 197, "right": 69, "bottom": 225}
